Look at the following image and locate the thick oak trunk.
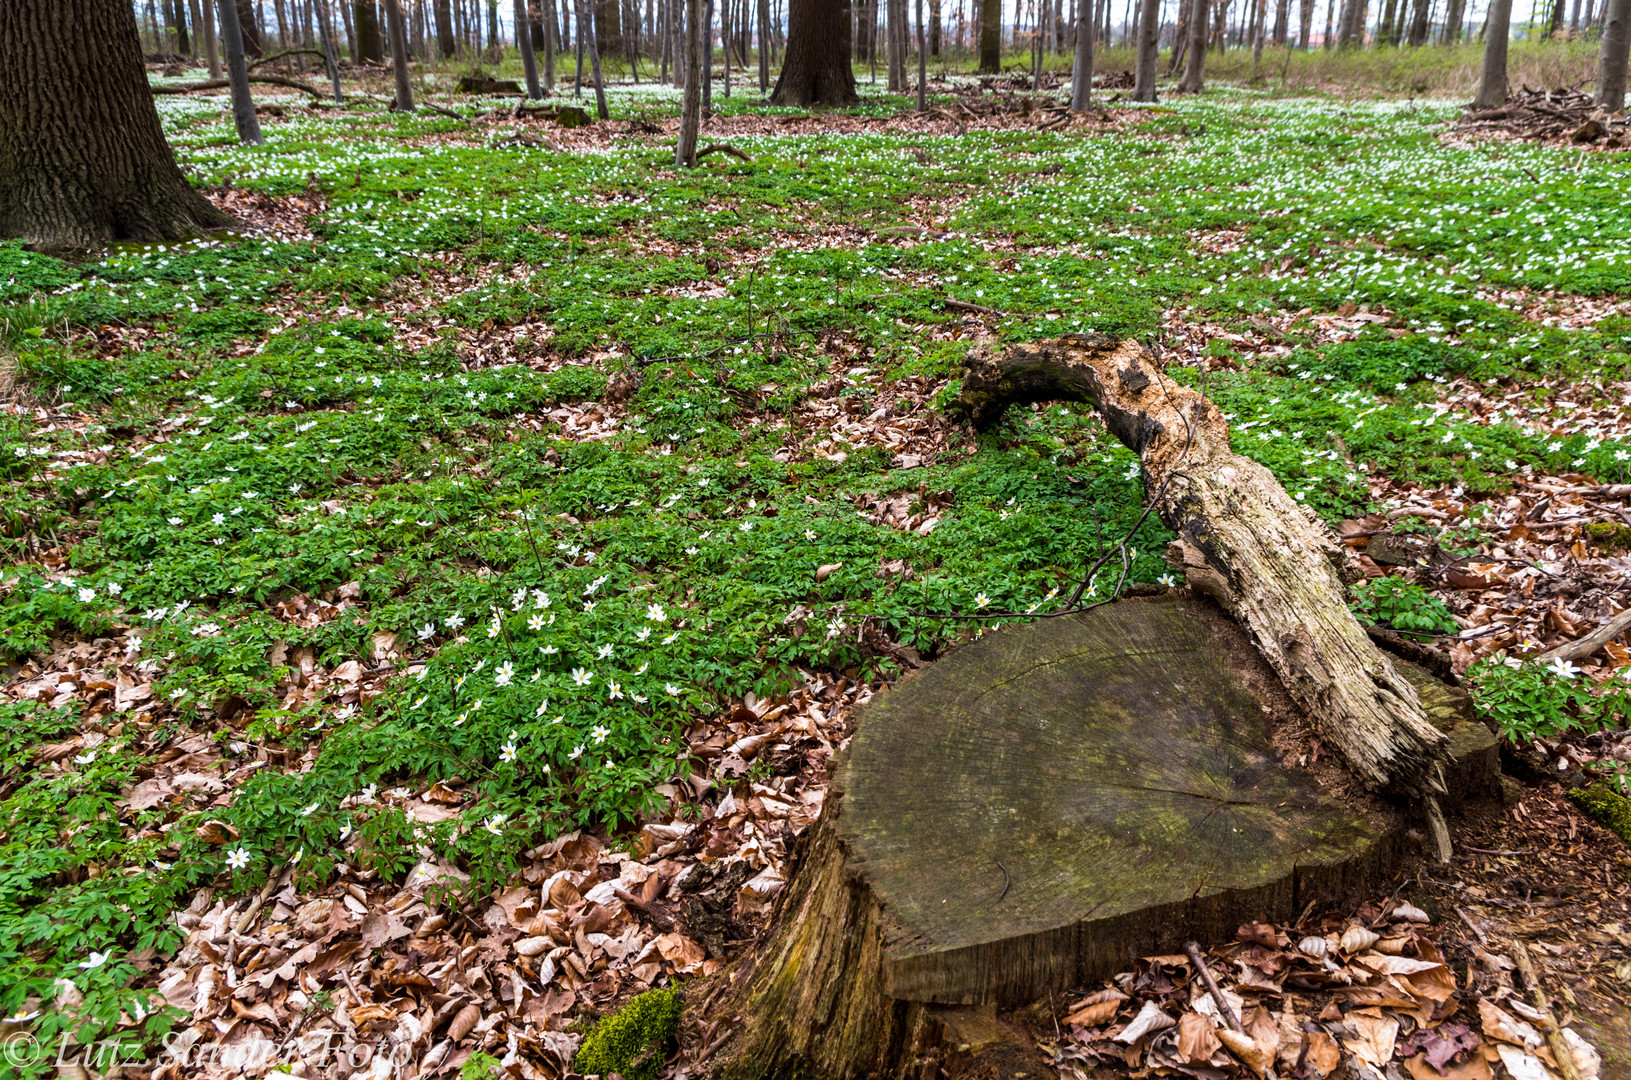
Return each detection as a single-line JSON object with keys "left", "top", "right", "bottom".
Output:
{"left": 0, "top": 0, "right": 236, "bottom": 250}
{"left": 957, "top": 335, "right": 1448, "bottom": 798}
{"left": 770, "top": 0, "right": 858, "bottom": 104}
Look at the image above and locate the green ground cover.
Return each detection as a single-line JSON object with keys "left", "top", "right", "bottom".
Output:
{"left": 2, "top": 83, "right": 1630, "bottom": 1050}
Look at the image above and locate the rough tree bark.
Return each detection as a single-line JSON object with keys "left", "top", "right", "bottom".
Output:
{"left": 770, "top": 0, "right": 857, "bottom": 104}
{"left": 1596, "top": 0, "right": 1630, "bottom": 110}
{"left": 957, "top": 336, "right": 1449, "bottom": 798}
{"left": 1474, "top": 0, "right": 1511, "bottom": 107}
{"left": 977, "top": 0, "right": 1000, "bottom": 71}
{"left": 1132, "top": 0, "right": 1159, "bottom": 98}
{"left": 1178, "top": 0, "right": 1209, "bottom": 88}
{"left": 0, "top": 0, "right": 237, "bottom": 250}
{"left": 1070, "top": 0, "right": 1096, "bottom": 105}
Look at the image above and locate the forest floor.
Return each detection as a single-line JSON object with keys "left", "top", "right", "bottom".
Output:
{"left": 2, "top": 71, "right": 1630, "bottom": 1080}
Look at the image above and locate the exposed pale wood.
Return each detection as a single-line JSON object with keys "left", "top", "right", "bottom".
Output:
{"left": 1539, "top": 607, "right": 1631, "bottom": 663}
{"left": 957, "top": 334, "right": 1449, "bottom": 798}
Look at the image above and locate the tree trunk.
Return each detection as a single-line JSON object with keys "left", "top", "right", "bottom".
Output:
{"left": 958, "top": 336, "right": 1449, "bottom": 798}
{"left": 977, "top": 0, "right": 1000, "bottom": 70}
{"left": 770, "top": 0, "right": 857, "bottom": 103}
{"left": 759, "top": 0, "right": 772, "bottom": 87}
{"left": 579, "top": 0, "right": 609, "bottom": 116}
{"left": 218, "top": 0, "right": 265, "bottom": 140}
{"left": 172, "top": 0, "right": 194, "bottom": 52}
{"left": 353, "top": 0, "right": 383, "bottom": 58}
{"left": 1597, "top": 0, "right": 1630, "bottom": 110}
{"left": 1131, "top": 0, "right": 1158, "bottom": 96}
{"left": 0, "top": 0, "right": 236, "bottom": 250}
{"left": 1070, "top": 0, "right": 1095, "bottom": 104}
{"left": 516, "top": 0, "right": 544, "bottom": 93}
{"left": 676, "top": 0, "right": 703, "bottom": 162}
{"left": 929, "top": 0, "right": 941, "bottom": 52}
{"left": 237, "top": 0, "right": 263, "bottom": 52}
{"left": 434, "top": 0, "right": 455, "bottom": 53}
{"left": 200, "top": 0, "right": 223, "bottom": 72}
{"left": 313, "top": 0, "right": 344, "bottom": 99}
{"left": 1178, "top": 0, "right": 1208, "bottom": 87}
{"left": 1250, "top": 0, "right": 1266, "bottom": 75}
{"left": 1169, "top": 0, "right": 1191, "bottom": 69}
{"left": 1272, "top": 0, "right": 1288, "bottom": 40}
{"left": 1474, "top": 0, "right": 1510, "bottom": 102}
{"left": 384, "top": 0, "right": 414, "bottom": 105}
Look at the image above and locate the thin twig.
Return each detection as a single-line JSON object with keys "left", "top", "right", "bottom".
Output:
{"left": 1183, "top": 941, "right": 1241, "bottom": 1032}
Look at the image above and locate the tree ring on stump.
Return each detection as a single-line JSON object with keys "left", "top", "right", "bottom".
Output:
{"left": 840, "top": 592, "right": 1495, "bottom": 1009}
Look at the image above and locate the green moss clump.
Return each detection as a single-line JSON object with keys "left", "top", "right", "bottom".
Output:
{"left": 1569, "top": 785, "right": 1631, "bottom": 846}
{"left": 571, "top": 988, "right": 683, "bottom": 1080}
{"left": 1585, "top": 522, "right": 1631, "bottom": 553}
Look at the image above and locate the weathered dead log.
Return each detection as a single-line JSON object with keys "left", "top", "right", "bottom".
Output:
{"left": 705, "top": 595, "right": 1498, "bottom": 1080}
{"left": 957, "top": 334, "right": 1448, "bottom": 799}
{"left": 149, "top": 75, "right": 326, "bottom": 98}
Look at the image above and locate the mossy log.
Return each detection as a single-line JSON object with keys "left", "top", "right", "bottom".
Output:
{"left": 707, "top": 596, "right": 1498, "bottom": 1080}
{"left": 958, "top": 335, "right": 1448, "bottom": 799}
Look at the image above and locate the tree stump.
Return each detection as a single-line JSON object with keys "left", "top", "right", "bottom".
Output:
{"left": 709, "top": 594, "right": 1498, "bottom": 1080}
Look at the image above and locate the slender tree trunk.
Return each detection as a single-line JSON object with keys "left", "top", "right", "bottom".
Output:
{"left": 1597, "top": 0, "right": 1630, "bottom": 109}
{"left": 1474, "top": 0, "right": 1510, "bottom": 105}
{"left": 916, "top": 0, "right": 927, "bottom": 106}
{"left": 1071, "top": 0, "right": 1095, "bottom": 101}
{"left": 383, "top": 0, "right": 414, "bottom": 104}
{"left": 1178, "top": 0, "right": 1208, "bottom": 86}
{"left": 172, "top": 0, "right": 194, "bottom": 52}
{"left": 1132, "top": 0, "right": 1159, "bottom": 96}
{"left": 771, "top": 0, "right": 858, "bottom": 102}
{"left": 677, "top": 0, "right": 703, "bottom": 162}
{"left": 0, "top": 0, "right": 238, "bottom": 249}
{"left": 216, "top": 0, "right": 264, "bottom": 141}
{"left": 1170, "top": 0, "right": 1191, "bottom": 67}
{"left": 578, "top": 0, "right": 609, "bottom": 115}
{"left": 201, "top": 0, "right": 224, "bottom": 71}
{"left": 1297, "top": 0, "right": 1312, "bottom": 42}
{"left": 515, "top": 0, "right": 544, "bottom": 91}
{"left": 237, "top": 0, "right": 263, "bottom": 52}
{"left": 758, "top": 0, "right": 772, "bottom": 85}
{"left": 313, "top": 0, "right": 344, "bottom": 97}
{"left": 929, "top": 0, "right": 941, "bottom": 51}
{"left": 1249, "top": 0, "right": 1266, "bottom": 76}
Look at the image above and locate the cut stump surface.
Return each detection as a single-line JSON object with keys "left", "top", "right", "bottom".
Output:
{"left": 713, "top": 594, "right": 1496, "bottom": 1079}
{"left": 846, "top": 593, "right": 1399, "bottom": 1007}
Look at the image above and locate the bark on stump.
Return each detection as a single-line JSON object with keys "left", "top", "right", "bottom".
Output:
{"left": 707, "top": 595, "right": 1498, "bottom": 1080}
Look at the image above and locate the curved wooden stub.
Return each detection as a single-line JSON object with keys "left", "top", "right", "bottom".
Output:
{"left": 706, "top": 597, "right": 1497, "bottom": 1080}
{"left": 958, "top": 335, "right": 1448, "bottom": 799}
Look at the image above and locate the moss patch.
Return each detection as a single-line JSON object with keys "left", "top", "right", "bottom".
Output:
{"left": 572, "top": 988, "right": 684, "bottom": 1080}
{"left": 1585, "top": 522, "right": 1631, "bottom": 553}
{"left": 1570, "top": 785, "right": 1631, "bottom": 846}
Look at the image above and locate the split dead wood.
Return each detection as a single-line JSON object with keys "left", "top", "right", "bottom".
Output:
{"left": 1538, "top": 607, "right": 1631, "bottom": 663}
{"left": 150, "top": 75, "right": 327, "bottom": 99}
{"left": 695, "top": 142, "right": 753, "bottom": 163}
{"left": 958, "top": 335, "right": 1449, "bottom": 802}
{"left": 1511, "top": 939, "right": 1583, "bottom": 1080}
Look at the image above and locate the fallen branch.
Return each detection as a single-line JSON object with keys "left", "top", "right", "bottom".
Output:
{"left": 943, "top": 297, "right": 1011, "bottom": 317}
{"left": 1539, "top": 606, "right": 1631, "bottom": 662}
{"left": 419, "top": 101, "right": 471, "bottom": 123}
{"left": 150, "top": 75, "right": 326, "bottom": 99}
{"left": 695, "top": 142, "right": 753, "bottom": 162}
{"left": 249, "top": 48, "right": 328, "bottom": 70}
{"left": 958, "top": 335, "right": 1449, "bottom": 800}
{"left": 1511, "top": 939, "right": 1582, "bottom": 1080}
